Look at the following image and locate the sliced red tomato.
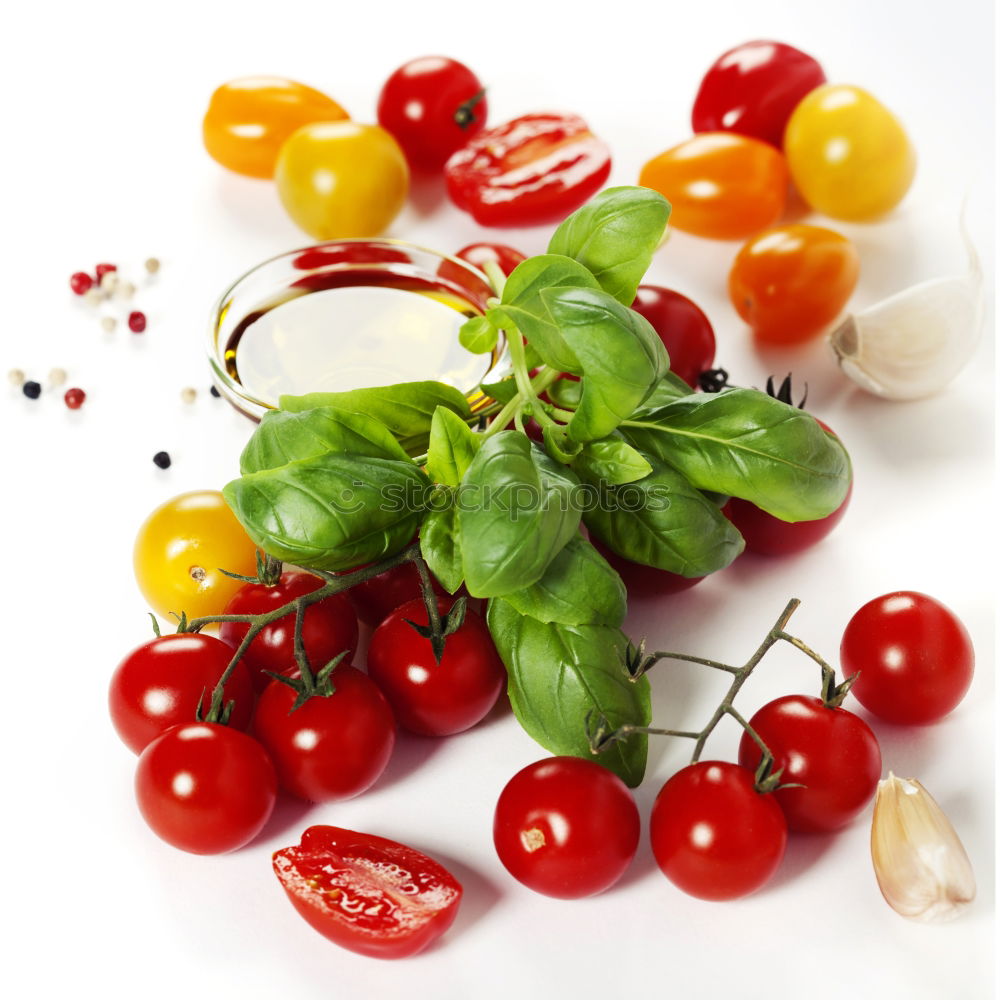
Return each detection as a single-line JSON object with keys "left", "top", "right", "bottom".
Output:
{"left": 444, "top": 113, "right": 612, "bottom": 227}
{"left": 273, "top": 825, "right": 463, "bottom": 959}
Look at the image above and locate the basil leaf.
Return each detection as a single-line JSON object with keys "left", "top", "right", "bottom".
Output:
{"left": 420, "top": 502, "right": 464, "bottom": 594}
{"left": 546, "top": 375, "right": 582, "bottom": 409}
{"left": 547, "top": 186, "right": 671, "bottom": 305}
{"left": 458, "top": 432, "right": 581, "bottom": 597}
{"left": 481, "top": 376, "right": 518, "bottom": 405}
{"left": 572, "top": 438, "right": 652, "bottom": 485}
{"left": 487, "top": 599, "right": 650, "bottom": 787}
{"left": 497, "top": 254, "right": 603, "bottom": 373}
{"left": 631, "top": 372, "right": 694, "bottom": 417}
{"left": 621, "top": 389, "right": 852, "bottom": 521}
{"left": 278, "top": 381, "right": 471, "bottom": 454}
{"left": 501, "top": 535, "right": 626, "bottom": 627}
{"left": 580, "top": 456, "right": 744, "bottom": 576}
{"left": 224, "top": 455, "right": 429, "bottom": 571}
{"left": 426, "top": 407, "right": 481, "bottom": 487}
{"left": 459, "top": 315, "right": 499, "bottom": 354}
{"left": 532, "top": 286, "right": 667, "bottom": 442}
{"left": 239, "top": 406, "right": 410, "bottom": 475}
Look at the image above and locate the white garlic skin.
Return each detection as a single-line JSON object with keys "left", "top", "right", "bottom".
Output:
{"left": 870, "top": 773, "right": 976, "bottom": 923}
{"left": 830, "top": 218, "right": 984, "bottom": 400}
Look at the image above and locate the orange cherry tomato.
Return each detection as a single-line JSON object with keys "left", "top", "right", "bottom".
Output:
{"left": 275, "top": 122, "right": 409, "bottom": 239}
{"left": 639, "top": 133, "right": 788, "bottom": 240}
{"left": 783, "top": 84, "right": 915, "bottom": 221}
{"left": 203, "top": 77, "right": 349, "bottom": 179}
{"left": 728, "top": 224, "right": 859, "bottom": 344}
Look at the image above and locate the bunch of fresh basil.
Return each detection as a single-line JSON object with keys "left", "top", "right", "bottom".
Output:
{"left": 223, "top": 186, "right": 852, "bottom": 788}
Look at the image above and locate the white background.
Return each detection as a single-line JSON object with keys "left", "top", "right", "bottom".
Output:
{"left": 1, "top": 1, "right": 994, "bottom": 997}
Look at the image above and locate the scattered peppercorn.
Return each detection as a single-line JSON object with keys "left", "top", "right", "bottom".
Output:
{"left": 128, "top": 310, "right": 147, "bottom": 333}
{"left": 144, "top": 257, "right": 161, "bottom": 275}
{"left": 83, "top": 288, "right": 104, "bottom": 307}
{"left": 95, "top": 263, "right": 117, "bottom": 282}
{"left": 70, "top": 272, "right": 94, "bottom": 296}
{"left": 210, "top": 385, "right": 221, "bottom": 398}
{"left": 100, "top": 271, "right": 120, "bottom": 293}
{"left": 101, "top": 316, "right": 117, "bottom": 333}
{"left": 8, "top": 369, "right": 25, "bottom": 387}
{"left": 115, "top": 280, "right": 136, "bottom": 300}
{"left": 153, "top": 451, "right": 172, "bottom": 469}
{"left": 49, "top": 368, "right": 67, "bottom": 386}
{"left": 23, "top": 381, "right": 41, "bottom": 400}
{"left": 180, "top": 387, "right": 197, "bottom": 404}
{"left": 64, "top": 388, "right": 86, "bottom": 410}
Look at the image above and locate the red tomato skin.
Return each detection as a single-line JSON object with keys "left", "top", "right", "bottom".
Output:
{"left": 273, "top": 825, "right": 463, "bottom": 959}
{"left": 252, "top": 665, "right": 395, "bottom": 802}
{"left": 341, "top": 560, "right": 442, "bottom": 629}
{"left": 135, "top": 723, "right": 277, "bottom": 855}
{"left": 445, "top": 113, "right": 612, "bottom": 227}
{"left": 220, "top": 572, "right": 358, "bottom": 693}
{"left": 724, "top": 481, "right": 852, "bottom": 556}
{"left": 841, "top": 592, "right": 974, "bottom": 725}
{"left": 650, "top": 761, "right": 787, "bottom": 900}
{"left": 377, "top": 56, "right": 487, "bottom": 171}
{"left": 366, "top": 598, "right": 505, "bottom": 736}
{"left": 630, "top": 286, "right": 716, "bottom": 387}
{"left": 109, "top": 633, "right": 255, "bottom": 754}
{"left": 738, "top": 695, "right": 882, "bottom": 832}
{"left": 589, "top": 536, "right": 704, "bottom": 597}
{"left": 493, "top": 757, "right": 640, "bottom": 898}
{"left": 692, "top": 40, "right": 826, "bottom": 147}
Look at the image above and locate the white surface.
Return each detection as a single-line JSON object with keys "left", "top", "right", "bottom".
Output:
{"left": 1, "top": 1, "right": 994, "bottom": 998}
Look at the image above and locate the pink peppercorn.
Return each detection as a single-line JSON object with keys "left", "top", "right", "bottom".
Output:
{"left": 70, "top": 272, "right": 94, "bottom": 296}
{"left": 128, "top": 310, "right": 147, "bottom": 333}
{"left": 64, "top": 388, "right": 86, "bottom": 409}
{"left": 95, "top": 263, "right": 117, "bottom": 282}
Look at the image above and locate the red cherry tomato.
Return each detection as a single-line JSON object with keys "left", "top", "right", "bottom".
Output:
{"left": 650, "top": 761, "right": 787, "bottom": 900}
{"left": 345, "top": 559, "right": 445, "bottom": 628}
{"left": 729, "top": 224, "right": 860, "bottom": 344}
{"left": 134, "top": 723, "right": 277, "bottom": 854}
{"left": 445, "top": 113, "right": 612, "bottom": 227}
{"left": 724, "top": 481, "right": 852, "bottom": 556}
{"left": 493, "top": 756, "right": 640, "bottom": 899}
{"left": 630, "top": 286, "right": 716, "bottom": 387}
{"left": 273, "top": 825, "right": 463, "bottom": 959}
{"left": 589, "top": 536, "right": 704, "bottom": 597}
{"left": 738, "top": 695, "right": 882, "bottom": 833}
{"left": 692, "top": 40, "right": 826, "bottom": 147}
{"left": 219, "top": 572, "right": 358, "bottom": 693}
{"left": 639, "top": 133, "right": 787, "bottom": 240}
{"left": 252, "top": 664, "right": 395, "bottom": 802}
{"left": 109, "top": 633, "right": 255, "bottom": 754}
{"left": 455, "top": 242, "right": 526, "bottom": 277}
{"left": 366, "top": 598, "right": 505, "bottom": 736}
{"left": 841, "top": 592, "right": 974, "bottom": 725}
{"left": 377, "top": 56, "right": 487, "bottom": 171}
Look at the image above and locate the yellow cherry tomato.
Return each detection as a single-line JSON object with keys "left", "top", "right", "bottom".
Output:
{"left": 134, "top": 491, "right": 260, "bottom": 621}
{"left": 275, "top": 122, "right": 409, "bottom": 239}
{"left": 783, "top": 84, "right": 915, "bottom": 221}
{"left": 203, "top": 77, "right": 349, "bottom": 180}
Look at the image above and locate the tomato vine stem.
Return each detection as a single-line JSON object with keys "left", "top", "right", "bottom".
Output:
{"left": 588, "top": 598, "right": 845, "bottom": 791}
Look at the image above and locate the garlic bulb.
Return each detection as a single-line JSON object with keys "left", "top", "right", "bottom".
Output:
{"left": 870, "top": 773, "right": 976, "bottom": 923}
{"left": 829, "top": 221, "right": 984, "bottom": 400}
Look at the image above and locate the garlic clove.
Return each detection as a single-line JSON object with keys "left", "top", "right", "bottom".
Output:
{"left": 829, "top": 218, "right": 984, "bottom": 401}
{"left": 870, "top": 772, "right": 976, "bottom": 923}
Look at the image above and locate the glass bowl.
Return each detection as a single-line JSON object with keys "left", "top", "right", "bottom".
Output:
{"left": 208, "top": 239, "right": 505, "bottom": 422}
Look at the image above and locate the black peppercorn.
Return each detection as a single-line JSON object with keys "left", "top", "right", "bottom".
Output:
{"left": 210, "top": 385, "right": 221, "bottom": 398}
{"left": 23, "top": 380, "right": 41, "bottom": 399}
{"left": 152, "top": 451, "right": 172, "bottom": 469}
